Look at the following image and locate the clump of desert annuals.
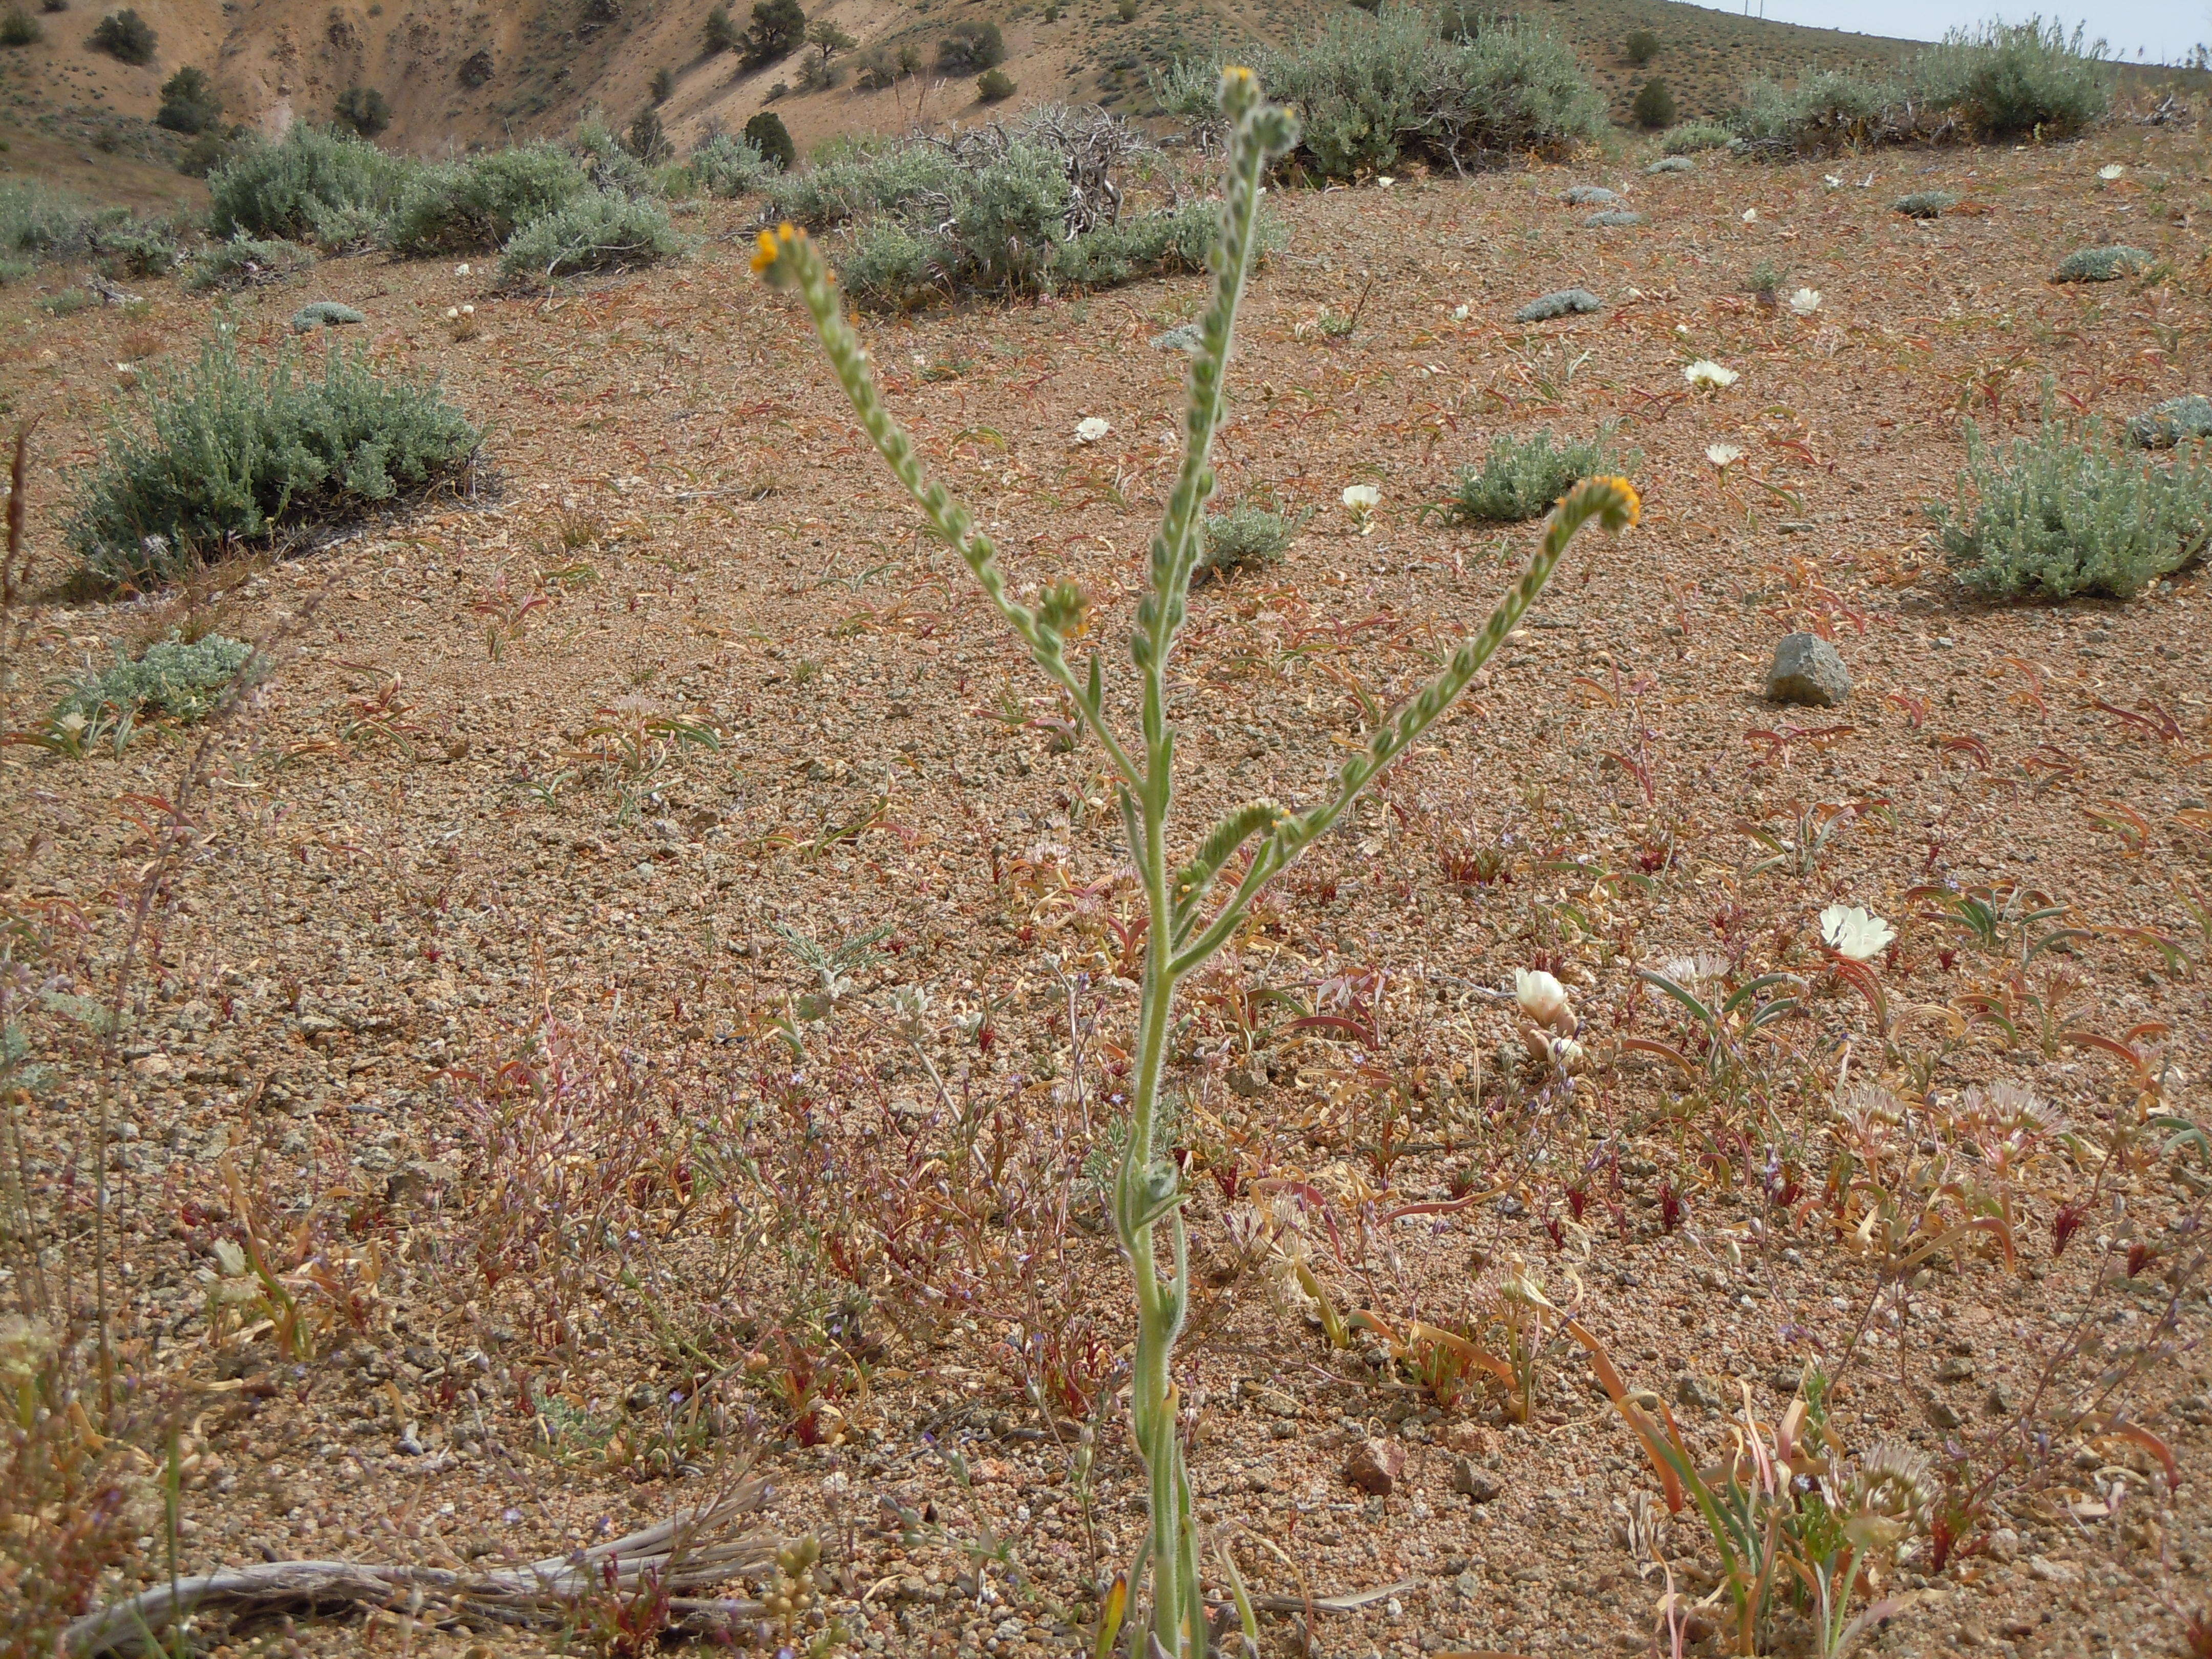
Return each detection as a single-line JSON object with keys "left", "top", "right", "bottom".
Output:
{"left": 1433, "top": 426, "right": 1638, "bottom": 524}
{"left": 752, "top": 66, "right": 1637, "bottom": 1657}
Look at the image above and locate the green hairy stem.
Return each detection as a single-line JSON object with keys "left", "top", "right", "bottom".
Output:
{"left": 754, "top": 67, "right": 1637, "bottom": 1659}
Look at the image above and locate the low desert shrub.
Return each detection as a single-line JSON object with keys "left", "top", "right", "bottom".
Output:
{"left": 1735, "top": 20, "right": 2109, "bottom": 155}
{"left": 2051, "top": 244, "right": 2150, "bottom": 282}
{"left": 70, "top": 331, "right": 480, "bottom": 583}
{"left": 207, "top": 124, "right": 417, "bottom": 242}
{"left": 1662, "top": 120, "right": 1734, "bottom": 154}
{"left": 0, "top": 7, "right": 41, "bottom": 46}
{"left": 87, "top": 6, "right": 151, "bottom": 63}
{"left": 497, "top": 187, "right": 683, "bottom": 283}
{"left": 649, "top": 66, "right": 674, "bottom": 103}
{"left": 1624, "top": 27, "right": 1660, "bottom": 66}
{"left": 1048, "top": 200, "right": 1231, "bottom": 290}
{"left": 2130, "top": 396, "right": 2212, "bottom": 450}
{"left": 691, "top": 132, "right": 776, "bottom": 196}
{"left": 184, "top": 233, "right": 314, "bottom": 289}
{"left": 385, "top": 143, "right": 587, "bottom": 255}
{"left": 1433, "top": 427, "right": 1637, "bottom": 524}
{"left": 1196, "top": 502, "right": 1304, "bottom": 578}
{"left": 575, "top": 113, "right": 655, "bottom": 195}
{"left": 938, "top": 19, "right": 1004, "bottom": 72}
{"left": 1894, "top": 189, "right": 1956, "bottom": 218}
{"left": 1165, "top": 3, "right": 1603, "bottom": 179}
{"left": 1931, "top": 413, "right": 2212, "bottom": 599}
{"left": 1631, "top": 77, "right": 1676, "bottom": 129}
{"left": 703, "top": 3, "right": 738, "bottom": 54}
{"left": 55, "top": 633, "right": 254, "bottom": 724}
{"left": 0, "top": 180, "right": 113, "bottom": 257}
{"left": 977, "top": 67, "right": 1015, "bottom": 103}
{"left": 92, "top": 219, "right": 181, "bottom": 276}
{"left": 1910, "top": 17, "right": 2109, "bottom": 138}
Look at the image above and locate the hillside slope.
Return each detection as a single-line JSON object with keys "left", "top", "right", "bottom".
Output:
{"left": 0, "top": 0, "right": 2196, "bottom": 198}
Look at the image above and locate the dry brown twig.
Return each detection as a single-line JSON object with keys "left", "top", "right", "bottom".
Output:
{"left": 62, "top": 1486, "right": 779, "bottom": 1655}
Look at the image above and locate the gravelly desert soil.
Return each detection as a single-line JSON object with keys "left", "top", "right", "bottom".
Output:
{"left": 3, "top": 112, "right": 2210, "bottom": 1659}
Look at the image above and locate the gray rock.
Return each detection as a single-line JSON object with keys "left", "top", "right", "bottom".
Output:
{"left": 291, "top": 301, "right": 366, "bottom": 332}
{"left": 1645, "top": 156, "right": 1695, "bottom": 174}
{"left": 1582, "top": 210, "right": 1646, "bottom": 229}
{"left": 1249, "top": 1385, "right": 1300, "bottom": 1418}
{"left": 2128, "top": 394, "right": 2212, "bottom": 449}
{"left": 1346, "top": 1437, "right": 1403, "bottom": 1496}
{"left": 1562, "top": 185, "right": 1619, "bottom": 205}
{"left": 1673, "top": 1372, "right": 1722, "bottom": 1414}
{"left": 1934, "top": 1356, "right": 1975, "bottom": 1384}
{"left": 1450, "top": 1457, "right": 1501, "bottom": 1502}
{"left": 1514, "top": 287, "right": 1603, "bottom": 323}
{"left": 1766, "top": 633, "right": 1851, "bottom": 707}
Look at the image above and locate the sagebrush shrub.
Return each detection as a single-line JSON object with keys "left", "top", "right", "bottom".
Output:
{"left": 1910, "top": 17, "right": 2109, "bottom": 138}
{"left": 385, "top": 143, "right": 587, "bottom": 256}
{"left": 2130, "top": 396, "right": 2212, "bottom": 451}
{"left": 750, "top": 70, "right": 1637, "bottom": 1656}
{"left": 574, "top": 114, "right": 655, "bottom": 195}
{"left": 1736, "top": 70, "right": 1898, "bottom": 152}
{"left": 1662, "top": 120, "right": 1734, "bottom": 154}
{"left": 184, "top": 234, "right": 315, "bottom": 290}
{"left": 498, "top": 188, "right": 683, "bottom": 283}
{"left": 691, "top": 132, "right": 776, "bottom": 197}
{"left": 93, "top": 220, "right": 181, "bottom": 277}
{"left": 1, "top": 180, "right": 115, "bottom": 257}
{"left": 207, "top": 124, "right": 416, "bottom": 242}
{"left": 1434, "top": 427, "right": 1637, "bottom": 524}
{"left": 1931, "top": 414, "right": 2212, "bottom": 599}
{"left": 1163, "top": 2, "right": 1602, "bottom": 180}
{"left": 1894, "top": 190, "right": 1956, "bottom": 218}
{"left": 0, "top": 7, "right": 42, "bottom": 46}
{"left": 334, "top": 84, "right": 391, "bottom": 137}
{"left": 70, "top": 331, "right": 480, "bottom": 583}
{"left": 56, "top": 634, "right": 254, "bottom": 724}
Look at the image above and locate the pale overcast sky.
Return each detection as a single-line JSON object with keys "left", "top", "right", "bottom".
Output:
{"left": 1671, "top": 2, "right": 2206, "bottom": 63}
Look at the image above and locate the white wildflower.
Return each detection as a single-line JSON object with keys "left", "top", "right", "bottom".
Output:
{"left": 1706, "top": 442, "right": 1746, "bottom": 468}
{"left": 455, "top": 262, "right": 472, "bottom": 276}
{"left": 1074, "top": 416, "right": 1110, "bottom": 444}
{"left": 1377, "top": 176, "right": 1395, "bottom": 188}
{"left": 1453, "top": 303, "right": 1470, "bottom": 321}
{"left": 1741, "top": 208, "right": 1758, "bottom": 222}
{"left": 1823, "top": 174, "right": 1843, "bottom": 189}
{"left": 1514, "top": 968, "right": 1575, "bottom": 1033}
{"left": 1819, "top": 904, "right": 1895, "bottom": 962}
{"left": 2098, "top": 163, "right": 2125, "bottom": 180}
{"left": 1341, "top": 484, "right": 1380, "bottom": 534}
{"left": 1788, "top": 287, "right": 1822, "bottom": 314}
{"left": 1684, "top": 359, "right": 1738, "bottom": 390}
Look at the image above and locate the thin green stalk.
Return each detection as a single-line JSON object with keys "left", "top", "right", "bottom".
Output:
{"left": 753, "top": 66, "right": 1638, "bottom": 1657}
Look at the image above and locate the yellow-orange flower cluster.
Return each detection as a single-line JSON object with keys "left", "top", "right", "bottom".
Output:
{"left": 750, "top": 221, "right": 805, "bottom": 275}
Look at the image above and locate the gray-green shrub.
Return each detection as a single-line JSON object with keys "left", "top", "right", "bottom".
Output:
{"left": 1662, "top": 120, "right": 1734, "bottom": 155}
{"left": 1048, "top": 200, "right": 1231, "bottom": 290}
{"left": 0, "top": 180, "right": 116, "bottom": 258}
{"left": 1894, "top": 190, "right": 1956, "bottom": 218}
{"left": 55, "top": 634, "right": 254, "bottom": 724}
{"left": 575, "top": 114, "right": 655, "bottom": 196}
{"left": 184, "top": 234, "right": 315, "bottom": 290}
{"left": 2052, "top": 245, "right": 2150, "bottom": 283}
{"left": 497, "top": 188, "right": 683, "bottom": 283}
{"left": 93, "top": 220, "right": 181, "bottom": 278}
{"left": 1931, "top": 414, "right": 2212, "bottom": 599}
{"left": 2130, "top": 396, "right": 2212, "bottom": 451}
{"left": 207, "top": 125, "right": 417, "bottom": 243}
{"left": 1172, "top": 3, "right": 1601, "bottom": 179}
{"left": 1197, "top": 502, "right": 1304, "bottom": 578}
{"left": 385, "top": 143, "right": 588, "bottom": 256}
{"left": 1909, "top": 17, "right": 2109, "bottom": 139}
{"left": 70, "top": 331, "right": 480, "bottom": 584}
{"left": 691, "top": 132, "right": 776, "bottom": 197}
{"left": 1433, "top": 427, "right": 1637, "bottom": 524}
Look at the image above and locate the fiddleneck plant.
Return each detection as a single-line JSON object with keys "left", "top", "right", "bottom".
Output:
{"left": 753, "top": 68, "right": 1638, "bottom": 1658}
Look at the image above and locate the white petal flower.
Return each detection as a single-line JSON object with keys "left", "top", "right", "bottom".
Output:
{"left": 1819, "top": 904, "right": 1895, "bottom": 962}
{"left": 1514, "top": 968, "right": 1574, "bottom": 1032}
{"left": 1788, "top": 287, "right": 1822, "bottom": 314}
{"left": 1376, "top": 176, "right": 1395, "bottom": 187}
{"left": 1706, "top": 442, "right": 1746, "bottom": 468}
{"left": 1074, "top": 416, "right": 1110, "bottom": 444}
{"left": 1684, "top": 360, "right": 1739, "bottom": 389}
{"left": 2098, "top": 163, "right": 2125, "bottom": 180}
{"left": 1741, "top": 208, "right": 1758, "bottom": 222}
{"left": 1341, "top": 483, "right": 1380, "bottom": 512}
{"left": 455, "top": 263, "right": 472, "bottom": 276}
{"left": 1823, "top": 174, "right": 1843, "bottom": 189}
{"left": 445, "top": 307, "right": 461, "bottom": 320}
{"left": 1453, "top": 303, "right": 1470, "bottom": 321}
